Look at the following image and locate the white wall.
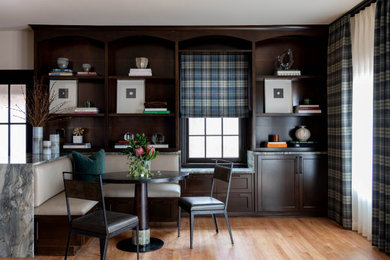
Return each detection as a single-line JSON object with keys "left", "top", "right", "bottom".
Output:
{"left": 0, "top": 30, "right": 33, "bottom": 70}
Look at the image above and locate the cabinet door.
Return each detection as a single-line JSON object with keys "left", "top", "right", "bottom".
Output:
{"left": 257, "top": 155, "right": 299, "bottom": 212}
{"left": 217, "top": 193, "right": 253, "bottom": 212}
{"left": 299, "top": 154, "right": 327, "bottom": 212}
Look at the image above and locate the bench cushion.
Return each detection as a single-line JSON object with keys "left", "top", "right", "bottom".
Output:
{"left": 34, "top": 157, "right": 72, "bottom": 207}
{"left": 34, "top": 192, "right": 98, "bottom": 216}
{"left": 103, "top": 183, "right": 181, "bottom": 198}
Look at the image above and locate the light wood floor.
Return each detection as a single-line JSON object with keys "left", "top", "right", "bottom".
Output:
{"left": 3, "top": 217, "right": 389, "bottom": 260}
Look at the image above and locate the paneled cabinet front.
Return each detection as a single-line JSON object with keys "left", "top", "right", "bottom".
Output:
{"left": 256, "top": 154, "right": 327, "bottom": 216}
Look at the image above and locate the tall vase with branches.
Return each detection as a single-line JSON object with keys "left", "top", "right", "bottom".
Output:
{"left": 18, "top": 80, "right": 67, "bottom": 154}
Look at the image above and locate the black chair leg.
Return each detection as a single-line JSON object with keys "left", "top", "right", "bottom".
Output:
{"left": 136, "top": 225, "right": 139, "bottom": 260}
{"left": 224, "top": 212, "right": 234, "bottom": 244}
{"left": 212, "top": 214, "right": 219, "bottom": 233}
{"left": 178, "top": 205, "right": 181, "bottom": 237}
{"left": 190, "top": 213, "right": 194, "bottom": 249}
{"left": 100, "top": 237, "right": 108, "bottom": 260}
{"left": 64, "top": 230, "right": 72, "bottom": 260}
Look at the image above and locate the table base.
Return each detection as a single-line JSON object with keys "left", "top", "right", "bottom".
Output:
{"left": 117, "top": 237, "right": 164, "bottom": 252}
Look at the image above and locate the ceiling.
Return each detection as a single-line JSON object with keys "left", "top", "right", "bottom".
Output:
{"left": 0, "top": 0, "right": 362, "bottom": 30}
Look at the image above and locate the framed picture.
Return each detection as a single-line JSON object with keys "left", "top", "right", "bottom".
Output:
{"left": 49, "top": 80, "right": 77, "bottom": 113}
{"left": 264, "top": 79, "right": 292, "bottom": 113}
{"left": 117, "top": 80, "right": 145, "bottom": 113}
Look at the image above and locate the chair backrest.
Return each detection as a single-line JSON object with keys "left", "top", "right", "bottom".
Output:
{"left": 210, "top": 160, "right": 233, "bottom": 210}
{"left": 62, "top": 172, "right": 107, "bottom": 228}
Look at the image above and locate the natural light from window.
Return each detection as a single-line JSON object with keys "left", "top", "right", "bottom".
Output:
{"left": 188, "top": 118, "right": 239, "bottom": 158}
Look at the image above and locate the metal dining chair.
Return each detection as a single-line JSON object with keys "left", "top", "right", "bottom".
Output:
{"left": 177, "top": 159, "right": 234, "bottom": 249}
{"left": 62, "top": 172, "right": 139, "bottom": 260}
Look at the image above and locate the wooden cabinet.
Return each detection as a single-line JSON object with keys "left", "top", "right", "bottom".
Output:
{"left": 256, "top": 153, "right": 327, "bottom": 216}
{"left": 181, "top": 173, "right": 254, "bottom": 213}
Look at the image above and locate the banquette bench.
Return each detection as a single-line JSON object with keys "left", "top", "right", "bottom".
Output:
{"left": 33, "top": 153, "right": 181, "bottom": 255}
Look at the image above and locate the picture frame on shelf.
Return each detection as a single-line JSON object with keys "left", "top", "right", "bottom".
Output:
{"left": 116, "top": 79, "right": 145, "bottom": 113}
{"left": 49, "top": 80, "right": 77, "bottom": 113}
{"left": 264, "top": 79, "right": 292, "bottom": 113}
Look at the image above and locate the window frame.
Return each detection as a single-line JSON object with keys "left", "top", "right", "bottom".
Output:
{"left": 0, "top": 70, "right": 33, "bottom": 159}
{"left": 180, "top": 117, "right": 248, "bottom": 168}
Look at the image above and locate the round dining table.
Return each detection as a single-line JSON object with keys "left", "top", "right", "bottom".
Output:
{"left": 102, "top": 170, "right": 189, "bottom": 252}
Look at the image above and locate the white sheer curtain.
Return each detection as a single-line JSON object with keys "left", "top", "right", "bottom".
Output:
{"left": 350, "top": 3, "right": 376, "bottom": 241}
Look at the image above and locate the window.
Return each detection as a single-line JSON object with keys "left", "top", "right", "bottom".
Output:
{"left": 182, "top": 117, "right": 247, "bottom": 167}
{"left": 0, "top": 84, "right": 27, "bottom": 163}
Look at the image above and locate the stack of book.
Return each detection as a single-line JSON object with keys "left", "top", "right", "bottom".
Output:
{"left": 143, "top": 101, "right": 169, "bottom": 114}
{"left": 76, "top": 71, "right": 98, "bottom": 76}
{"left": 275, "top": 69, "right": 301, "bottom": 76}
{"left": 150, "top": 144, "right": 169, "bottom": 148}
{"left": 63, "top": 143, "right": 91, "bottom": 149}
{"left": 294, "top": 105, "right": 321, "bottom": 114}
{"left": 114, "top": 141, "right": 130, "bottom": 149}
{"left": 129, "top": 68, "right": 152, "bottom": 76}
{"left": 266, "top": 142, "right": 287, "bottom": 148}
{"left": 74, "top": 107, "right": 99, "bottom": 114}
{"left": 49, "top": 68, "right": 73, "bottom": 76}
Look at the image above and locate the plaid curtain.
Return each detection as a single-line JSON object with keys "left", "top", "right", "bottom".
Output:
{"left": 372, "top": 0, "right": 390, "bottom": 253}
{"left": 180, "top": 54, "right": 249, "bottom": 118}
{"left": 327, "top": 16, "right": 353, "bottom": 229}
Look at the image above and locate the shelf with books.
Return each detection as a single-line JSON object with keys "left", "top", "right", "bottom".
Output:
{"left": 256, "top": 113, "right": 323, "bottom": 117}
{"left": 108, "top": 75, "right": 175, "bottom": 80}
{"left": 108, "top": 113, "right": 175, "bottom": 117}
{"left": 45, "top": 75, "right": 105, "bottom": 80}
{"left": 256, "top": 75, "right": 324, "bottom": 81}
{"left": 54, "top": 113, "right": 105, "bottom": 117}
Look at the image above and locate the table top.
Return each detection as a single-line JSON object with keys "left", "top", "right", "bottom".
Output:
{"left": 102, "top": 171, "right": 189, "bottom": 184}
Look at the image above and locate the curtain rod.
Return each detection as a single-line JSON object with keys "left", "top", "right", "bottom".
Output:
{"left": 344, "top": 0, "right": 376, "bottom": 17}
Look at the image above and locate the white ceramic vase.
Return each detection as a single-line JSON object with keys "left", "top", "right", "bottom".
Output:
{"left": 33, "top": 127, "right": 43, "bottom": 154}
{"left": 295, "top": 126, "right": 311, "bottom": 141}
{"left": 73, "top": 135, "right": 83, "bottom": 144}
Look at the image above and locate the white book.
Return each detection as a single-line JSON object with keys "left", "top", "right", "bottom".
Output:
{"left": 63, "top": 143, "right": 91, "bottom": 149}
{"left": 276, "top": 70, "right": 301, "bottom": 76}
{"left": 296, "top": 110, "right": 322, "bottom": 113}
{"left": 144, "top": 108, "right": 168, "bottom": 111}
{"left": 129, "top": 68, "right": 152, "bottom": 76}
{"left": 114, "top": 144, "right": 130, "bottom": 149}
{"left": 150, "top": 144, "right": 169, "bottom": 148}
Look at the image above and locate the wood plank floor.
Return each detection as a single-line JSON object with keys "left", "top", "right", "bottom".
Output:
{"left": 2, "top": 217, "right": 389, "bottom": 260}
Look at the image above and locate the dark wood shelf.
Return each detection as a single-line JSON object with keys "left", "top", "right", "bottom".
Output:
{"left": 254, "top": 147, "right": 325, "bottom": 152}
{"left": 256, "top": 75, "right": 324, "bottom": 81}
{"left": 256, "top": 113, "right": 323, "bottom": 117}
{"left": 108, "top": 113, "right": 175, "bottom": 117}
{"left": 54, "top": 113, "right": 105, "bottom": 117}
{"left": 62, "top": 147, "right": 104, "bottom": 152}
{"left": 108, "top": 75, "right": 175, "bottom": 80}
{"left": 179, "top": 49, "right": 252, "bottom": 53}
{"left": 107, "top": 147, "right": 178, "bottom": 152}
{"left": 45, "top": 75, "right": 105, "bottom": 80}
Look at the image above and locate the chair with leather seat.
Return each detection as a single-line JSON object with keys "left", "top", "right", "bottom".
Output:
{"left": 62, "top": 172, "right": 139, "bottom": 260}
{"left": 177, "top": 159, "right": 234, "bottom": 249}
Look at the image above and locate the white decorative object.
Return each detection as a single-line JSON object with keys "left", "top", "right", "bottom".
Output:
{"left": 32, "top": 127, "right": 43, "bottom": 154}
{"left": 73, "top": 135, "right": 83, "bottom": 144}
{"left": 50, "top": 80, "right": 77, "bottom": 113}
{"left": 50, "top": 134, "right": 60, "bottom": 154}
{"left": 82, "top": 63, "right": 91, "bottom": 72}
{"left": 57, "top": 57, "right": 69, "bottom": 69}
{"left": 136, "top": 57, "right": 148, "bottom": 69}
{"left": 264, "top": 79, "right": 292, "bottom": 113}
{"left": 295, "top": 126, "right": 311, "bottom": 141}
{"left": 129, "top": 68, "right": 152, "bottom": 76}
{"left": 43, "top": 140, "right": 51, "bottom": 155}
{"left": 117, "top": 80, "right": 145, "bottom": 113}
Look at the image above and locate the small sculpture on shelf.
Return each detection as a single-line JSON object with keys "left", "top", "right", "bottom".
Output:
{"left": 274, "top": 49, "right": 301, "bottom": 76}
{"left": 73, "top": 127, "right": 85, "bottom": 144}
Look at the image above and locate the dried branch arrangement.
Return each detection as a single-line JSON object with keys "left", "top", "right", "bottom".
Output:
{"left": 18, "top": 80, "right": 67, "bottom": 126}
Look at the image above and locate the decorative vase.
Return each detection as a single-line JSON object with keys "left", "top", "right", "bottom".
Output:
{"left": 128, "top": 159, "right": 151, "bottom": 177}
{"left": 33, "top": 127, "right": 43, "bottom": 154}
{"left": 295, "top": 126, "right": 311, "bottom": 141}
{"left": 50, "top": 134, "right": 60, "bottom": 154}
{"left": 73, "top": 135, "right": 83, "bottom": 144}
{"left": 43, "top": 141, "right": 51, "bottom": 155}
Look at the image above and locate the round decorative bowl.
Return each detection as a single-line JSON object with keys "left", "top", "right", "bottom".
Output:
{"left": 57, "top": 57, "right": 69, "bottom": 69}
{"left": 295, "top": 126, "right": 311, "bottom": 141}
{"left": 82, "top": 63, "right": 91, "bottom": 72}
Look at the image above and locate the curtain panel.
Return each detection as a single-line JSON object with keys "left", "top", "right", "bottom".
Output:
{"left": 327, "top": 15, "right": 353, "bottom": 229}
{"left": 180, "top": 54, "right": 249, "bottom": 118}
{"left": 372, "top": 0, "right": 390, "bottom": 253}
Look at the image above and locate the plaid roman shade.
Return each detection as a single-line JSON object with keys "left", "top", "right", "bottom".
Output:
{"left": 180, "top": 54, "right": 249, "bottom": 118}
{"left": 327, "top": 15, "right": 353, "bottom": 229}
{"left": 372, "top": 0, "right": 390, "bottom": 254}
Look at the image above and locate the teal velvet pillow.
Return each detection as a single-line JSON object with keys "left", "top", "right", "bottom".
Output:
{"left": 72, "top": 149, "right": 105, "bottom": 181}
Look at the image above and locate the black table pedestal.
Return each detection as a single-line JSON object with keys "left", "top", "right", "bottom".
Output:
{"left": 117, "top": 237, "right": 164, "bottom": 252}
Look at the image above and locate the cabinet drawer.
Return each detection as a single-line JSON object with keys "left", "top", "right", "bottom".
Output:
{"left": 217, "top": 193, "right": 253, "bottom": 212}
{"left": 216, "top": 174, "right": 253, "bottom": 193}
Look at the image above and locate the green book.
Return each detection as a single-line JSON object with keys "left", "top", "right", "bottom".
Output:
{"left": 142, "top": 110, "right": 170, "bottom": 114}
